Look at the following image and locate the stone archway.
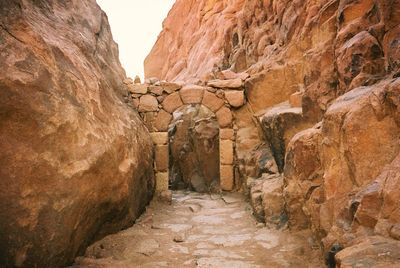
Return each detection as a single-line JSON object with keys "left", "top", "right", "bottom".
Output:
{"left": 127, "top": 80, "right": 246, "bottom": 193}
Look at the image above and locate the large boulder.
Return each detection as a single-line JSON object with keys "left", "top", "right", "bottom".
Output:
{"left": 283, "top": 124, "right": 324, "bottom": 231}
{"left": 283, "top": 79, "right": 400, "bottom": 249}
{"left": 0, "top": 1, "right": 154, "bottom": 267}
{"left": 259, "top": 102, "right": 312, "bottom": 172}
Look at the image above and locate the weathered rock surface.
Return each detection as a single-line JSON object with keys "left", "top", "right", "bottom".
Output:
{"left": 207, "top": 78, "right": 243, "bottom": 89}
{"left": 0, "top": 1, "right": 154, "bottom": 267}
{"left": 284, "top": 80, "right": 400, "bottom": 252}
{"left": 145, "top": 0, "right": 400, "bottom": 118}
{"left": 169, "top": 105, "right": 220, "bottom": 193}
{"left": 249, "top": 174, "right": 284, "bottom": 226}
{"left": 145, "top": 1, "right": 400, "bottom": 263}
{"left": 259, "top": 102, "right": 312, "bottom": 172}
{"left": 336, "top": 236, "right": 400, "bottom": 268}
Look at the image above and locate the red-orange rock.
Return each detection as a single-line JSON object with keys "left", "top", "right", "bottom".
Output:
{"left": 224, "top": 90, "right": 245, "bottom": 108}
{"left": 143, "top": 0, "right": 400, "bottom": 262}
{"left": 335, "top": 236, "right": 400, "bottom": 268}
{"left": 220, "top": 165, "right": 234, "bottom": 191}
{"left": 0, "top": 1, "right": 155, "bottom": 267}
{"left": 289, "top": 92, "right": 303, "bottom": 108}
{"left": 220, "top": 128, "right": 234, "bottom": 140}
{"left": 154, "top": 109, "right": 173, "bottom": 131}
{"left": 216, "top": 106, "right": 233, "bottom": 128}
{"left": 160, "top": 81, "right": 182, "bottom": 93}
{"left": 128, "top": 84, "right": 148, "bottom": 95}
{"left": 221, "top": 70, "right": 249, "bottom": 80}
{"left": 179, "top": 85, "right": 205, "bottom": 104}
{"left": 162, "top": 92, "right": 183, "bottom": 113}
{"left": 220, "top": 140, "right": 234, "bottom": 165}
{"left": 208, "top": 79, "right": 243, "bottom": 89}
{"left": 202, "top": 91, "right": 225, "bottom": 112}
{"left": 149, "top": 85, "right": 164, "bottom": 96}
{"left": 155, "top": 145, "right": 169, "bottom": 172}
{"left": 169, "top": 105, "right": 220, "bottom": 192}
{"left": 139, "top": 95, "right": 159, "bottom": 112}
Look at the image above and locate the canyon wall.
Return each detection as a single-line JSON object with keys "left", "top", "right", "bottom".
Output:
{"left": 0, "top": 0, "right": 154, "bottom": 267}
{"left": 145, "top": 0, "right": 400, "bottom": 264}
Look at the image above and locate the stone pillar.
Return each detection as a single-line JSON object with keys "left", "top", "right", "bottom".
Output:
{"left": 150, "top": 132, "right": 169, "bottom": 192}
{"left": 219, "top": 128, "right": 235, "bottom": 191}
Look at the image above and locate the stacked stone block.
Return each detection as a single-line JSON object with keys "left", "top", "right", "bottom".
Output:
{"left": 125, "top": 77, "right": 247, "bottom": 192}
{"left": 150, "top": 132, "right": 169, "bottom": 192}
{"left": 219, "top": 128, "right": 236, "bottom": 191}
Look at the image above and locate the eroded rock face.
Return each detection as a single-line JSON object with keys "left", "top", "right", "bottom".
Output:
{"left": 169, "top": 105, "right": 220, "bottom": 192}
{"left": 145, "top": 0, "right": 400, "bottom": 117}
{"left": 0, "top": 1, "right": 154, "bottom": 267}
{"left": 146, "top": 0, "right": 400, "bottom": 261}
{"left": 284, "top": 79, "right": 400, "bottom": 249}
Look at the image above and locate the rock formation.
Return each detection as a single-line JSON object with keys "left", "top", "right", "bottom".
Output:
{"left": 0, "top": 1, "right": 154, "bottom": 267}
{"left": 145, "top": 0, "right": 400, "bottom": 266}
{"left": 1, "top": 0, "right": 399, "bottom": 266}
{"left": 169, "top": 105, "right": 220, "bottom": 193}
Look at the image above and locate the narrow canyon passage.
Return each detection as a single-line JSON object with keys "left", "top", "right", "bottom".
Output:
{"left": 2, "top": 0, "right": 400, "bottom": 267}
{"left": 72, "top": 191, "right": 323, "bottom": 267}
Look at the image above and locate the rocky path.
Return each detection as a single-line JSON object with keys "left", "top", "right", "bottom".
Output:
{"left": 72, "top": 191, "right": 323, "bottom": 267}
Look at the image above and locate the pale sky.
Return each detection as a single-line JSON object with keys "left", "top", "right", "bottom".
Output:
{"left": 96, "top": 0, "right": 175, "bottom": 80}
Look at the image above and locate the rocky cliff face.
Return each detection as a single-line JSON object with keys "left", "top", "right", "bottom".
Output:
{"left": 145, "top": 0, "right": 400, "bottom": 265}
{"left": 0, "top": 1, "right": 154, "bottom": 267}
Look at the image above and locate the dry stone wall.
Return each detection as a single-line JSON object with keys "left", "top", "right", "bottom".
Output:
{"left": 124, "top": 76, "right": 248, "bottom": 193}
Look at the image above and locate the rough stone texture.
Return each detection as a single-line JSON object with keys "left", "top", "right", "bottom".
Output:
{"left": 241, "top": 143, "right": 279, "bottom": 181}
{"left": 162, "top": 92, "right": 183, "bottom": 113}
{"left": 146, "top": 0, "right": 399, "bottom": 117}
{"left": 283, "top": 125, "right": 323, "bottom": 231}
{"left": 221, "top": 70, "right": 249, "bottom": 80}
{"left": 260, "top": 102, "right": 312, "bottom": 172}
{"left": 179, "top": 85, "right": 205, "bottom": 104}
{"left": 160, "top": 81, "right": 182, "bottom": 93}
{"left": 149, "top": 85, "right": 164, "bottom": 96}
{"left": 216, "top": 106, "right": 233, "bottom": 128}
{"left": 154, "top": 109, "right": 172, "bottom": 132}
{"left": 202, "top": 91, "right": 225, "bottom": 112}
{"left": 141, "top": 112, "right": 157, "bottom": 132}
{"left": 156, "top": 172, "right": 169, "bottom": 192}
{"left": 169, "top": 105, "right": 220, "bottom": 193}
{"left": 220, "top": 140, "right": 234, "bottom": 165}
{"left": 139, "top": 95, "right": 159, "bottom": 112}
{"left": 0, "top": 1, "right": 155, "bottom": 267}
{"left": 249, "top": 174, "right": 284, "bottom": 226}
{"left": 261, "top": 175, "right": 284, "bottom": 226}
{"left": 284, "top": 80, "right": 400, "bottom": 254}
{"left": 134, "top": 75, "right": 141, "bottom": 84}
{"left": 150, "top": 132, "right": 169, "bottom": 145}
{"left": 224, "top": 90, "right": 245, "bottom": 108}
{"left": 220, "top": 128, "right": 234, "bottom": 140}
{"left": 289, "top": 92, "right": 303, "bottom": 108}
{"left": 143, "top": 0, "right": 400, "bottom": 264}
{"left": 207, "top": 78, "right": 243, "bottom": 89}
{"left": 335, "top": 236, "right": 400, "bottom": 268}
{"left": 155, "top": 145, "right": 169, "bottom": 172}
{"left": 128, "top": 84, "right": 148, "bottom": 95}
{"left": 220, "top": 165, "right": 234, "bottom": 191}
{"left": 145, "top": 0, "right": 400, "bottom": 260}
